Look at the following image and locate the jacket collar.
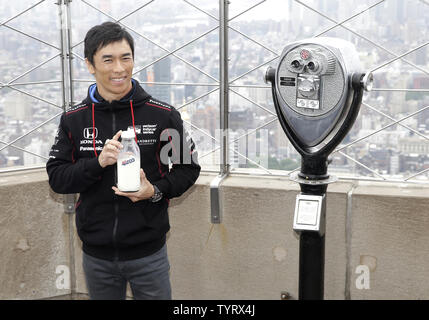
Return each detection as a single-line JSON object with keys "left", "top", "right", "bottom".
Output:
{"left": 86, "top": 78, "right": 151, "bottom": 109}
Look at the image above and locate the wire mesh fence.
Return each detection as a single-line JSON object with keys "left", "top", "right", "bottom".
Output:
{"left": 0, "top": 0, "right": 428, "bottom": 184}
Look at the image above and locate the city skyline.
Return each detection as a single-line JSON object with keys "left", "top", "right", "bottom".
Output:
{"left": 0, "top": 0, "right": 428, "bottom": 182}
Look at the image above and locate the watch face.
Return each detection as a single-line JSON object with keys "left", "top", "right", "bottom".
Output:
{"left": 151, "top": 186, "right": 163, "bottom": 202}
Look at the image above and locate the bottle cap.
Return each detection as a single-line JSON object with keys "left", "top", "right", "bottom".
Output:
{"left": 121, "top": 129, "right": 135, "bottom": 139}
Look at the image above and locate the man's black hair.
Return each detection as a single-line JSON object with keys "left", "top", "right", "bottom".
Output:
{"left": 84, "top": 21, "right": 134, "bottom": 66}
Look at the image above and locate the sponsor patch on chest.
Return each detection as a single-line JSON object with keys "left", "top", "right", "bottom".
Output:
{"left": 128, "top": 124, "right": 158, "bottom": 135}
{"left": 138, "top": 138, "right": 157, "bottom": 146}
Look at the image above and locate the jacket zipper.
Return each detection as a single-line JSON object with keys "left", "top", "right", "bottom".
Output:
{"left": 111, "top": 109, "right": 119, "bottom": 261}
{"left": 112, "top": 202, "right": 119, "bottom": 261}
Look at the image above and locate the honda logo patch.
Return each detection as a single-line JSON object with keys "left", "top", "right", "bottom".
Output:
{"left": 83, "top": 127, "right": 98, "bottom": 139}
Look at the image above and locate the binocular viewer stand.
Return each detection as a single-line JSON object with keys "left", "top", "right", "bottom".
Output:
{"left": 265, "top": 37, "right": 373, "bottom": 300}
{"left": 291, "top": 164, "right": 337, "bottom": 300}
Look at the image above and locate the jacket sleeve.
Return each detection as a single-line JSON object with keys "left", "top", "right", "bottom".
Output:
{"left": 153, "top": 108, "right": 201, "bottom": 199}
{"left": 46, "top": 113, "right": 105, "bottom": 194}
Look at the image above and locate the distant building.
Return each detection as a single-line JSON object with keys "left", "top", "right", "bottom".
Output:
{"left": 229, "top": 130, "right": 240, "bottom": 168}
{"left": 359, "top": 149, "right": 392, "bottom": 175}
{"left": 415, "top": 46, "right": 427, "bottom": 66}
{"left": 390, "top": 154, "right": 400, "bottom": 175}
{"left": 229, "top": 108, "right": 254, "bottom": 131}
{"left": 3, "top": 93, "right": 32, "bottom": 122}
{"left": 141, "top": 57, "right": 172, "bottom": 104}
{"left": 153, "top": 58, "right": 172, "bottom": 104}
{"left": 191, "top": 104, "right": 217, "bottom": 137}
{"left": 399, "top": 154, "right": 429, "bottom": 173}
{"left": 398, "top": 136, "right": 429, "bottom": 155}
{"left": 23, "top": 137, "right": 50, "bottom": 166}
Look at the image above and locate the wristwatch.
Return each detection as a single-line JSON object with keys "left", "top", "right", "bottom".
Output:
{"left": 150, "top": 185, "right": 163, "bottom": 203}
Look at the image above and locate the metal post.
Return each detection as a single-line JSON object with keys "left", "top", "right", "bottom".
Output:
{"left": 295, "top": 157, "right": 329, "bottom": 300}
{"left": 58, "top": 0, "right": 74, "bottom": 110}
{"left": 57, "top": 0, "right": 77, "bottom": 298}
{"left": 65, "top": 0, "right": 74, "bottom": 106}
{"left": 58, "top": 0, "right": 67, "bottom": 111}
{"left": 299, "top": 232, "right": 325, "bottom": 299}
{"left": 298, "top": 183, "right": 327, "bottom": 300}
{"left": 219, "top": 0, "right": 229, "bottom": 174}
{"left": 210, "top": 0, "right": 229, "bottom": 224}
{"left": 58, "top": 0, "right": 76, "bottom": 214}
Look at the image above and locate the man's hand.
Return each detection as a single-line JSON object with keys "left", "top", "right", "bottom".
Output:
{"left": 98, "top": 130, "right": 123, "bottom": 168}
{"left": 112, "top": 168, "right": 155, "bottom": 202}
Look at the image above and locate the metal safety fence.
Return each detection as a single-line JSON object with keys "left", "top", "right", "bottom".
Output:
{"left": 0, "top": 0, "right": 428, "bottom": 184}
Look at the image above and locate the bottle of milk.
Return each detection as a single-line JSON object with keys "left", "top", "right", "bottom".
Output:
{"left": 117, "top": 129, "right": 140, "bottom": 192}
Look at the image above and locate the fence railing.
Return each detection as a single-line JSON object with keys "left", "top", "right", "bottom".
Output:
{"left": 0, "top": 0, "right": 428, "bottom": 184}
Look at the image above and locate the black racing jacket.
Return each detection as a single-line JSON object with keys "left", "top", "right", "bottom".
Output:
{"left": 46, "top": 79, "right": 200, "bottom": 261}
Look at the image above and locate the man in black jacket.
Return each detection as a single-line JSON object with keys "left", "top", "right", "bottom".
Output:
{"left": 46, "top": 22, "right": 200, "bottom": 300}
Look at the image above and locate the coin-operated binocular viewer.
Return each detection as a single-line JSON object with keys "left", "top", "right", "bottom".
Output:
{"left": 265, "top": 37, "right": 373, "bottom": 300}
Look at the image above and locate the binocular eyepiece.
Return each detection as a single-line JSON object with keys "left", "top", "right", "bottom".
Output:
{"left": 266, "top": 37, "right": 373, "bottom": 179}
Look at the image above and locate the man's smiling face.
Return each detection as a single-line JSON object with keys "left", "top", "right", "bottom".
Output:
{"left": 86, "top": 39, "right": 134, "bottom": 102}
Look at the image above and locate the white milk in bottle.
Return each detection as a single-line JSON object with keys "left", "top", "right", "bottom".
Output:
{"left": 117, "top": 129, "right": 141, "bottom": 192}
